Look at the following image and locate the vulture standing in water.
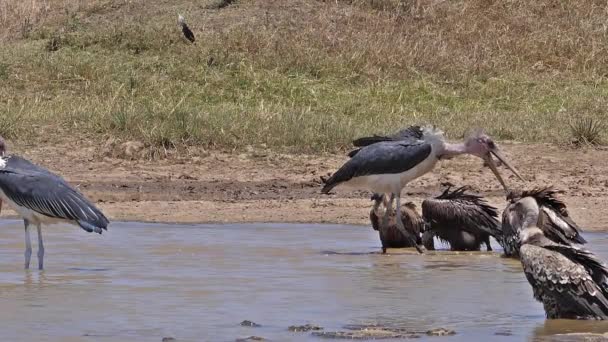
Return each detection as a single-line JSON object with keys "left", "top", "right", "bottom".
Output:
{"left": 369, "top": 193, "right": 424, "bottom": 253}
{"left": 519, "top": 226, "right": 608, "bottom": 320}
{"left": 502, "top": 187, "right": 585, "bottom": 258}
{"left": 178, "top": 14, "right": 195, "bottom": 43}
{"left": 421, "top": 186, "right": 502, "bottom": 251}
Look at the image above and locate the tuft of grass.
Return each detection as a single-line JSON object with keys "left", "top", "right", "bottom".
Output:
{"left": 569, "top": 117, "right": 605, "bottom": 147}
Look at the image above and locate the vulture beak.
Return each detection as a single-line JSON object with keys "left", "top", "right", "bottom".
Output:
{"left": 484, "top": 148, "right": 525, "bottom": 192}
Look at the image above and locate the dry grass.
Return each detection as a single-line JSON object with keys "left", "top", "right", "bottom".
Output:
{"left": 1, "top": 0, "right": 607, "bottom": 153}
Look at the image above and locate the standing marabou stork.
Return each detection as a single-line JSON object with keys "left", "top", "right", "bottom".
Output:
{"left": 519, "top": 226, "right": 608, "bottom": 319}
{"left": 0, "top": 137, "right": 109, "bottom": 269}
{"left": 421, "top": 186, "right": 502, "bottom": 251}
{"left": 501, "top": 187, "right": 585, "bottom": 258}
{"left": 369, "top": 193, "right": 424, "bottom": 253}
{"left": 178, "top": 14, "right": 195, "bottom": 43}
{"left": 321, "top": 126, "right": 524, "bottom": 253}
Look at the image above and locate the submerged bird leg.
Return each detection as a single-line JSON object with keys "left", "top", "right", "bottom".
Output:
{"left": 381, "top": 194, "right": 394, "bottom": 254}
{"left": 395, "top": 195, "right": 424, "bottom": 254}
{"left": 36, "top": 224, "right": 44, "bottom": 270}
{"left": 24, "top": 220, "right": 32, "bottom": 270}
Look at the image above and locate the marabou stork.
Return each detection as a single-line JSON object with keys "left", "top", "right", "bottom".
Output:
{"left": 502, "top": 187, "right": 585, "bottom": 258}
{"left": 321, "top": 126, "right": 523, "bottom": 253}
{"left": 369, "top": 193, "right": 424, "bottom": 253}
{"left": 519, "top": 226, "right": 608, "bottom": 319}
{"left": 0, "top": 137, "right": 109, "bottom": 269}
{"left": 178, "top": 14, "right": 195, "bottom": 43}
{"left": 421, "top": 186, "right": 502, "bottom": 251}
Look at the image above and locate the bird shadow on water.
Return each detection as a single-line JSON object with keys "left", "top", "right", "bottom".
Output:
{"left": 67, "top": 267, "right": 111, "bottom": 272}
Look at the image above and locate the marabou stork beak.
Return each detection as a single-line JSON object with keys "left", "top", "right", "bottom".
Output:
{"left": 484, "top": 149, "right": 524, "bottom": 192}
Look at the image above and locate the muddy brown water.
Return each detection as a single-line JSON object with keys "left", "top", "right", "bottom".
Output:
{"left": 1, "top": 220, "right": 608, "bottom": 341}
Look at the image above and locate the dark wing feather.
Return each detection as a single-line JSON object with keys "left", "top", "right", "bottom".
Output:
{"left": 5, "top": 155, "right": 59, "bottom": 177}
{"left": 0, "top": 164, "right": 109, "bottom": 233}
{"left": 521, "top": 186, "right": 586, "bottom": 244}
{"left": 422, "top": 186, "right": 501, "bottom": 238}
{"left": 521, "top": 244, "right": 608, "bottom": 319}
{"left": 182, "top": 24, "right": 195, "bottom": 43}
{"left": 501, "top": 202, "right": 523, "bottom": 257}
{"left": 352, "top": 125, "right": 423, "bottom": 147}
{"left": 543, "top": 244, "right": 608, "bottom": 289}
{"left": 539, "top": 206, "right": 586, "bottom": 245}
{"left": 522, "top": 187, "right": 568, "bottom": 215}
{"left": 322, "top": 141, "right": 432, "bottom": 194}
{"left": 347, "top": 148, "right": 361, "bottom": 158}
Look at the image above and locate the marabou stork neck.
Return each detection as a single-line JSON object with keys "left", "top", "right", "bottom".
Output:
{"left": 0, "top": 137, "right": 109, "bottom": 269}
{"left": 322, "top": 126, "right": 524, "bottom": 253}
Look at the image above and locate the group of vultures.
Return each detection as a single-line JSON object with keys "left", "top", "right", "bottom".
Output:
{"left": 321, "top": 125, "right": 608, "bottom": 321}
{"left": 0, "top": 120, "right": 606, "bottom": 322}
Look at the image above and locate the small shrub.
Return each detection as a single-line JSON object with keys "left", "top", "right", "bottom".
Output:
{"left": 569, "top": 117, "right": 605, "bottom": 146}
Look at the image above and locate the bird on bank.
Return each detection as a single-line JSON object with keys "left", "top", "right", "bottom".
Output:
{"left": 0, "top": 137, "right": 109, "bottom": 269}
{"left": 178, "top": 14, "right": 195, "bottom": 43}
{"left": 369, "top": 193, "right": 424, "bottom": 253}
{"left": 501, "top": 187, "right": 585, "bottom": 258}
{"left": 321, "top": 126, "right": 524, "bottom": 253}
{"left": 519, "top": 226, "right": 608, "bottom": 320}
{"left": 421, "top": 186, "right": 502, "bottom": 251}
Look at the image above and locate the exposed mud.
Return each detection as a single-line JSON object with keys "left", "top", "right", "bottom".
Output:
{"left": 4, "top": 138, "right": 608, "bottom": 231}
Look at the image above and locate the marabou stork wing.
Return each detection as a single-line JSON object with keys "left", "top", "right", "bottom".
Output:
{"left": 321, "top": 141, "right": 432, "bottom": 194}
{"left": 520, "top": 244, "right": 608, "bottom": 319}
{"left": 4, "top": 155, "right": 59, "bottom": 177}
{"left": 0, "top": 159, "right": 109, "bottom": 233}
{"left": 352, "top": 125, "right": 424, "bottom": 147}
{"left": 421, "top": 187, "right": 501, "bottom": 238}
{"left": 347, "top": 148, "right": 361, "bottom": 158}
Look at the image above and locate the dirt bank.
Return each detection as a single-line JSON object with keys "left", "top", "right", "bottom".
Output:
{"left": 3, "top": 138, "right": 608, "bottom": 231}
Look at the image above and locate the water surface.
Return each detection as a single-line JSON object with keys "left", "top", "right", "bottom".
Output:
{"left": 0, "top": 220, "right": 607, "bottom": 341}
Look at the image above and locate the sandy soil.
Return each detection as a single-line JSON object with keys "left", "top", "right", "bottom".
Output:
{"left": 3, "top": 137, "right": 608, "bottom": 231}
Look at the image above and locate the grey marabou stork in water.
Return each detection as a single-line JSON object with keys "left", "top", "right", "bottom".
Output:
{"left": 519, "top": 226, "right": 608, "bottom": 319}
{"left": 0, "top": 137, "right": 109, "bottom": 269}
{"left": 322, "top": 125, "right": 524, "bottom": 253}
{"left": 369, "top": 193, "right": 424, "bottom": 253}
{"left": 178, "top": 14, "right": 195, "bottom": 43}
{"left": 502, "top": 187, "right": 585, "bottom": 258}
{"left": 421, "top": 186, "right": 502, "bottom": 251}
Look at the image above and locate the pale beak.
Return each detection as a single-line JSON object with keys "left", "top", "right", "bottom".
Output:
{"left": 484, "top": 149, "right": 525, "bottom": 192}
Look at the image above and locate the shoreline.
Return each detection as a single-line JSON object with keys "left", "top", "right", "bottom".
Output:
{"left": 2, "top": 139, "right": 608, "bottom": 232}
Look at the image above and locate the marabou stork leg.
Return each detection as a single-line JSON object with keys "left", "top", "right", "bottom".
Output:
{"left": 395, "top": 195, "right": 424, "bottom": 254}
{"left": 485, "top": 236, "right": 492, "bottom": 251}
{"left": 24, "top": 219, "right": 32, "bottom": 269}
{"left": 36, "top": 224, "right": 44, "bottom": 270}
